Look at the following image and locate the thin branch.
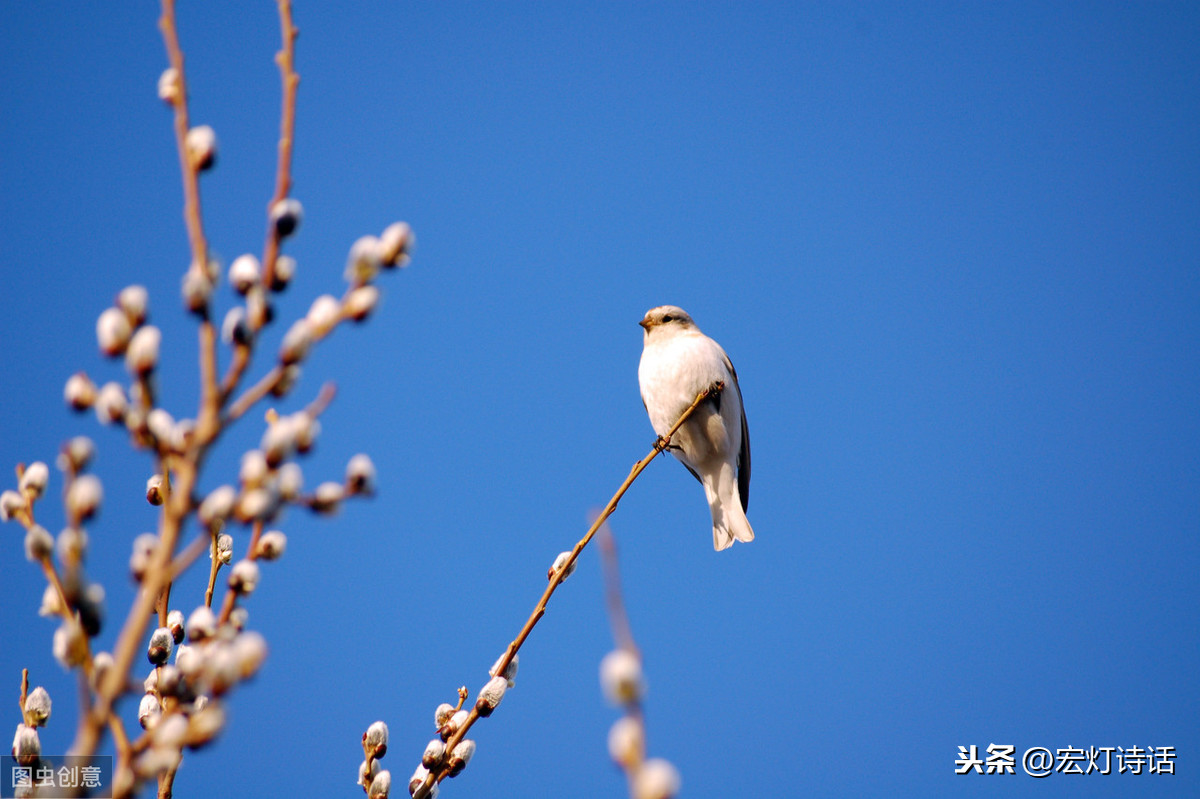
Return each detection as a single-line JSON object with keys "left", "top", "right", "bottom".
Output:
{"left": 598, "top": 523, "right": 647, "bottom": 794}
{"left": 259, "top": 0, "right": 300, "bottom": 293}
{"left": 19, "top": 668, "right": 28, "bottom": 722}
{"left": 158, "top": 0, "right": 208, "bottom": 273}
{"left": 598, "top": 523, "right": 639, "bottom": 659}
{"left": 413, "top": 383, "right": 721, "bottom": 798}
{"left": 224, "top": 366, "right": 284, "bottom": 424}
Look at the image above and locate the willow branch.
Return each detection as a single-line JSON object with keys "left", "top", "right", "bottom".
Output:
{"left": 260, "top": 0, "right": 299, "bottom": 293}
{"left": 413, "top": 382, "right": 721, "bottom": 799}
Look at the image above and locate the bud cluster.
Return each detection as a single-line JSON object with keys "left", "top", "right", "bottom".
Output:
{"left": 358, "top": 721, "right": 392, "bottom": 798}
{"left": 600, "top": 647, "right": 680, "bottom": 798}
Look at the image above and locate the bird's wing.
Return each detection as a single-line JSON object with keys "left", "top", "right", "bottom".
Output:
{"left": 724, "top": 353, "right": 751, "bottom": 512}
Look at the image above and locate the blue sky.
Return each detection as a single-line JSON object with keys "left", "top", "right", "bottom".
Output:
{"left": 1, "top": 2, "right": 1197, "bottom": 797}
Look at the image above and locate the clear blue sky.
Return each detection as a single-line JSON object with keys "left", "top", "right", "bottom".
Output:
{"left": 1, "top": 3, "right": 1197, "bottom": 797}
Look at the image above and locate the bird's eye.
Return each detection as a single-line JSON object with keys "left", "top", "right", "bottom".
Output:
{"left": 662, "top": 314, "right": 673, "bottom": 322}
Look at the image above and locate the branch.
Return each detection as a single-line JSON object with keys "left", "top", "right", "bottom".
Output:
{"left": 260, "top": 0, "right": 300, "bottom": 293}
{"left": 411, "top": 382, "right": 721, "bottom": 798}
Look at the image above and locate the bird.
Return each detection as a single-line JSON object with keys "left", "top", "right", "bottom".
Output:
{"left": 638, "top": 305, "right": 754, "bottom": 550}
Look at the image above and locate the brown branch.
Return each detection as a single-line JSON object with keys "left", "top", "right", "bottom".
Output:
{"left": 259, "top": 0, "right": 300, "bottom": 293}
{"left": 597, "top": 523, "right": 639, "bottom": 659}
{"left": 19, "top": 668, "right": 28, "bottom": 722}
{"left": 412, "top": 383, "right": 721, "bottom": 799}
{"left": 224, "top": 365, "right": 284, "bottom": 424}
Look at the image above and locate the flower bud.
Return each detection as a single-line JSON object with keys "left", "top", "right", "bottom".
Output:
{"left": 447, "top": 739, "right": 475, "bottom": 777}
{"left": 23, "top": 686, "right": 52, "bottom": 726}
{"left": 489, "top": 652, "right": 519, "bottom": 688}
{"left": 198, "top": 485, "right": 236, "bottom": 528}
{"left": 39, "top": 584, "right": 65, "bottom": 618}
{"left": 233, "top": 451, "right": 266, "bottom": 490}
{"left": 174, "top": 644, "right": 201, "bottom": 680}
{"left": 345, "top": 235, "right": 383, "bottom": 285}
{"left": 270, "top": 254, "right": 296, "bottom": 291}
{"left": 408, "top": 765, "right": 430, "bottom": 797}
{"left": 358, "top": 758, "right": 379, "bottom": 788}
{"left": 293, "top": 413, "right": 320, "bottom": 453}
{"left": 235, "top": 485, "right": 277, "bottom": 523}
{"left": 434, "top": 703, "right": 456, "bottom": 728}
{"left": 345, "top": 453, "right": 376, "bottom": 495}
{"left": 154, "top": 713, "right": 188, "bottom": 749}
{"left": 146, "top": 474, "right": 165, "bottom": 506}
{"left": 130, "top": 533, "right": 159, "bottom": 581}
{"left": 19, "top": 461, "right": 49, "bottom": 499}
{"left": 186, "top": 606, "right": 217, "bottom": 642}
{"left": 364, "top": 720, "right": 388, "bottom": 758}
{"left": 215, "top": 533, "right": 233, "bottom": 565}
{"left": 155, "top": 665, "right": 182, "bottom": 699}
{"left": 474, "top": 675, "right": 507, "bottom": 717}
{"left": 186, "top": 700, "right": 226, "bottom": 747}
{"left": 91, "top": 382, "right": 126, "bottom": 426}
{"left": 379, "top": 222, "right": 414, "bottom": 267}
{"left": 228, "top": 254, "right": 261, "bottom": 295}
{"left": 270, "top": 198, "right": 303, "bottom": 238}
{"left": 53, "top": 620, "right": 88, "bottom": 668}
{"left": 607, "top": 717, "right": 644, "bottom": 767}
{"left": 633, "top": 758, "right": 681, "bottom": 799}
{"left": 368, "top": 769, "right": 392, "bottom": 799}
{"left": 0, "top": 490, "right": 25, "bottom": 522}
{"left": 146, "top": 408, "right": 175, "bottom": 445}
{"left": 126, "top": 325, "right": 162, "bottom": 375}
{"left": 279, "top": 319, "right": 314, "bottom": 365}
{"left": 12, "top": 724, "right": 41, "bottom": 766}
{"left": 232, "top": 631, "right": 267, "bottom": 679}
{"left": 221, "top": 306, "right": 252, "bottom": 347}
{"left": 157, "top": 68, "right": 181, "bottom": 103}
{"left": 24, "top": 524, "right": 53, "bottom": 562}
{"left": 182, "top": 269, "right": 214, "bottom": 313}
{"left": 255, "top": 530, "right": 287, "bottom": 560}
{"left": 228, "top": 606, "right": 249, "bottom": 632}
{"left": 65, "top": 372, "right": 98, "bottom": 410}
{"left": 66, "top": 474, "right": 103, "bottom": 520}
{"left": 599, "top": 649, "right": 645, "bottom": 706}
{"left": 167, "top": 609, "right": 186, "bottom": 644}
{"left": 55, "top": 527, "right": 88, "bottom": 564}
{"left": 97, "top": 306, "right": 133, "bottom": 356}
{"left": 277, "top": 462, "right": 303, "bottom": 500}
{"left": 186, "top": 124, "right": 218, "bottom": 170}
{"left": 306, "top": 294, "right": 341, "bottom": 337}
{"left": 228, "top": 559, "right": 260, "bottom": 595}
{"left": 312, "top": 481, "right": 343, "bottom": 514}
{"left": 118, "top": 284, "right": 149, "bottom": 326}
{"left": 439, "top": 709, "right": 469, "bottom": 742}
{"left": 57, "top": 436, "right": 95, "bottom": 473}
{"left": 148, "top": 626, "right": 174, "bottom": 666}
{"left": 421, "top": 739, "right": 446, "bottom": 769}
{"left": 91, "top": 651, "right": 114, "bottom": 688}
{"left": 549, "top": 550, "right": 577, "bottom": 581}
{"left": 344, "top": 285, "right": 381, "bottom": 322}
{"left": 270, "top": 364, "right": 300, "bottom": 398}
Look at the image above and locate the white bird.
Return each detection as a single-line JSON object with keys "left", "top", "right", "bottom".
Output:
{"left": 638, "top": 305, "right": 754, "bottom": 551}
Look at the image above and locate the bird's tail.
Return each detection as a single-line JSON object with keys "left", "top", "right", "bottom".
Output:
{"left": 705, "top": 462, "right": 755, "bottom": 551}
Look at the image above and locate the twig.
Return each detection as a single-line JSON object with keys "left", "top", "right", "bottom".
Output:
{"left": 597, "top": 523, "right": 639, "bottom": 659}
{"left": 259, "top": 0, "right": 299, "bottom": 293}
{"left": 19, "top": 668, "right": 28, "bottom": 721}
{"left": 413, "top": 383, "right": 721, "bottom": 799}
{"left": 598, "top": 523, "right": 647, "bottom": 794}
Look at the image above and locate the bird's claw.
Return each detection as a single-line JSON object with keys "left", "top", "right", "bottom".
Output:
{"left": 653, "top": 435, "right": 671, "bottom": 453}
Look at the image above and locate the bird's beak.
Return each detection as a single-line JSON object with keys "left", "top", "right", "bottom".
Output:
{"left": 638, "top": 319, "right": 651, "bottom": 330}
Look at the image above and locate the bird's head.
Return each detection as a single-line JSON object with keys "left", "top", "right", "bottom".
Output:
{"left": 639, "top": 305, "right": 696, "bottom": 336}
